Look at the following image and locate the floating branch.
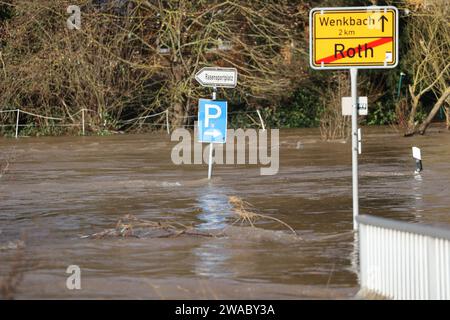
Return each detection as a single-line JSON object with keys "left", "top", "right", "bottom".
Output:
{"left": 227, "top": 196, "right": 301, "bottom": 239}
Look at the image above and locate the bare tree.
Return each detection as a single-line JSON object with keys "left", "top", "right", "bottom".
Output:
{"left": 319, "top": 72, "right": 351, "bottom": 141}
{"left": 403, "top": 0, "right": 450, "bottom": 136}
{"left": 0, "top": 0, "right": 307, "bottom": 132}
{"left": 126, "top": 0, "right": 307, "bottom": 127}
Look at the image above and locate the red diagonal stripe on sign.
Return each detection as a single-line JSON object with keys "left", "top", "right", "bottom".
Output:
{"left": 316, "top": 37, "right": 393, "bottom": 64}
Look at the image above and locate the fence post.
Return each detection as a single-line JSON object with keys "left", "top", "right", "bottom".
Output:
{"left": 166, "top": 109, "right": 170, "bottom": 135}
{"left": 256, "top": 109, "right": 266, "bottom": 131}
{"left": 81, "top": 109, "right": 85, "bottom": 136}
{"left": 15, "top": 109, "right": 20, "bottom": 138}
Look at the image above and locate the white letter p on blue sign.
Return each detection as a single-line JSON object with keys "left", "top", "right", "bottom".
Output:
{"left": 198, "top": 99, "right": 227, "bottom": 143}
{"left": 205, "top": 104, "right": 221, "bottom": 127}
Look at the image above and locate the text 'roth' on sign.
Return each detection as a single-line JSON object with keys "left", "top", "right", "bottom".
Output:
{"left": 198, "top": 99, "right": 228, "bottom": 144}
{"left": 310, "top": 6, "right": 398, "bottom": 69}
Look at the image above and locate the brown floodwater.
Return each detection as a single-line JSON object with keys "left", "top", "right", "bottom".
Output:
{"left": 0, "top": 127, "right": 449, "bottom": 299}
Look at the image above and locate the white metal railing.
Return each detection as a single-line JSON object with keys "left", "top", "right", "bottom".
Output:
{"left": 357, "top": 215, "right": 450, "bottom": 300}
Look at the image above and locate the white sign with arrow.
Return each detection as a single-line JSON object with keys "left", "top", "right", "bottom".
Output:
{"left": 195, "top": 67, "right": 238, "bottom": 88}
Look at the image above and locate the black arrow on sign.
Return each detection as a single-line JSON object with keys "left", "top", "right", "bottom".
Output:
{"left": 378, "top": 15, "right": 388, "bottom": 33}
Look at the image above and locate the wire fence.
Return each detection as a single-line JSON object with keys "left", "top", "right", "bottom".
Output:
{"left": 0, "top": 108, "right": 266, "bottom": 138}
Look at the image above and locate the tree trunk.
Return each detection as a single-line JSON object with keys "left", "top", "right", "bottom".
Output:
{"left": 445, "top": 105, "right": 449, "bottom": 130}
{"left": 172, "top": 100, "right": 185, "bottom": 128}
{"left": 405, "top": 85, "right": 420, "bottom": 136}
{"left": 418, "top": 87, "right": 450, "bottom": 135}
{"left": 170, "top": 64, "right": 187, "bottom": 128}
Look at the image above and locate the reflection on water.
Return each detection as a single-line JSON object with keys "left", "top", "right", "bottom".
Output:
{"left": 350, "top": 233, "right": 359, "bottom": 285}
{"left": 412, "top": 173, "right": 424, "bottom": 218}
{"left": 0, "top": 127, "right": 449, "bottom": 298}
{"left": 194, "top": 186, "right": 234, "bottom": 278}
{"left": 193, "top": 240, "right": 235, "bottom": 279}
{"left": 196, "top": 186, "right": 233, "bottom": 231}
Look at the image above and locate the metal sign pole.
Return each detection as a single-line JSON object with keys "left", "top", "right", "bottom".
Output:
{"left": 15, "top": 109, "right": 20, "bottom": 139}
{"left": 309, "top": 6, "right": 399, "bottom": 231}
{"left": 208, "top": 143, "right": 213, "bottom": 180}
{"left": 81, "top": 108, "right": 85, "bottom": 136}
{"left": 208, "top": 87, "right": 218, "bottom": 180}
{"left": 195, "top": 66, "right": 234, "bottom": 180}
{"left": 350, "top": 68, "right": 359, "bottom": 230}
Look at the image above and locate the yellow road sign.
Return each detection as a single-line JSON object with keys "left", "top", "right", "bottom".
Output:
{"left": 310, "top": 6, "right": 398, "bottom": 69}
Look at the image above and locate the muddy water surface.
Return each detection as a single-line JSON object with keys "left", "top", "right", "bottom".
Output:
{"left": 0, "top": 127, "right": 449, "bottom": 299}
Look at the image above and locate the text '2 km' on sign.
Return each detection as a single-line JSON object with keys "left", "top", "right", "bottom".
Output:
{"left": 310, "top": 6, "right": 398, "bottom": 69}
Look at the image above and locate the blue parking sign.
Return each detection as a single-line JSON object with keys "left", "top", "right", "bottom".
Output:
{"left": 198, "top": 99, "right": 227, "bottom": 143}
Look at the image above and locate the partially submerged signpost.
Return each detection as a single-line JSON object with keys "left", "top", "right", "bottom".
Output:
{"left": 310, "top": 6, "right": 399, "bottom": 230}
{"left": 198, "top": 99, "right": 227, "bottom": 180}
{"left": 195, "top": 67, "right": 238, "bottom": 179}
{"left": 412, "top": 147, "right": 423, "bottom": 174}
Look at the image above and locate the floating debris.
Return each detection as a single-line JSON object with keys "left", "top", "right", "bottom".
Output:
{"left": 227, "top": 196, "right": 302, "bottom": 239}
{"left": 81, "top": 197, "right": 302, "bottom": 241}
{"left": 0, "top": 240, "right": 25, "bottom": 251}
{"left": 81, "top": 214, "right": 218, "bottom": 239}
